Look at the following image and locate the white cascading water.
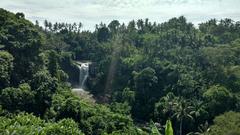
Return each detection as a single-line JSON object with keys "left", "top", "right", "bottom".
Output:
{"left": 73, "top": 62, "right": 89, "bottom": 91}
{"left": 72, "top": 62, "right": 95, "bottom": 102}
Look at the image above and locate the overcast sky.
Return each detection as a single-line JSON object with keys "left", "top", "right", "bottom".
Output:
{"left": 1, "top": 0, "right": 240, "bottom": 30}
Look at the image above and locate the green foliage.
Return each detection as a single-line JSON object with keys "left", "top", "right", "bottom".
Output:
{"left": 225, "top": 66, "right": 240, "bottom": 92}
{"left": 206, "top": 111, "right": 240, "bottom": 135}
{"left": 132, "top": 67, "right": 159, "bottom": 120}
{"left": 0, "top": 51, "right": 13, "bottom": 89}
{"left": 150, "top": 120, "right": 161, "bottom": 135}
{"left": 0, "top": 83, "right": 35, "bottom": 112}
{"left": 97, "top": 25, "right": 111, "bottom": 42}
{"left": 0, "top": 8, "right": 44, "bottom": 84}
{"left": 1, "top": 8, "right": 240, "bottom": 135}
{"left": 0, "top": 113, "right": 83, "bottom": 135}
{"left": 47, "top": 90, "right": 137, "bottom": 135}
{"left": 109, "top": 102, "right": 131, "bottom": 115}
{"left": 154, "top": 93, "right": 178, "bottom": 123}
{"left": 46, "top": 50, "right": 60, "bottom": 77}
{"left": 172, "top": 99, "right": 194, "bottom": 135}
{"left": 165, "top": 120, "right": 174, "bottom": 135}
{"left": 30, "top": 70, "right": 58, "bottom": 115}
{"left": 203, "top": 85, "right": 235, "bottom": 117}
{"left": 118, "top": 87, "right": 135, "bottom": 105}
{"left": 108, "top": 20, "right": 120, "bottom": 33}
{"left": 133, "top": 67, "right": 158, "bottom": 89}
{"left": 199, "top": 19, "right": 240, "bottom": 44}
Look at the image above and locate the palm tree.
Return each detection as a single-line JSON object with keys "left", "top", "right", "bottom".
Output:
{"left": 172, "top": 98, "right": 193, "bottom": 135}
{"left": 189, "top": 100, "right": 208, "bottom": 121}
{"left": 161, "top": 92, "right": 177, "bottom": 117}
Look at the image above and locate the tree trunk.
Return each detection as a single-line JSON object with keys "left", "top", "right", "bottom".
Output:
{"left": 180, "top": 118, "right": 183, "bottom": 135}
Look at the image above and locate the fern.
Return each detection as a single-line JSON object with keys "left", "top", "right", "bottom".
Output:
{"left": 150, "top": 120, "right": 161, "bottom": 135}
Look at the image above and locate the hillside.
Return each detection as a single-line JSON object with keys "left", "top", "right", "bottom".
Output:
{"left": 0, "top": 8, "right": 240, "bottom": 135}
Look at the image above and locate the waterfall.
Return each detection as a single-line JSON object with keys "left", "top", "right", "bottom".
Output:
{"left": 73, "top": 62, "right": 89, "bottom": 91}
{"left": 72, "top": 62, "right": 95, "bottom": 102}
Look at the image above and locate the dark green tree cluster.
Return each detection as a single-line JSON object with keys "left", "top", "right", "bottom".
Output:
{"left": 205, "top": 111, "right": 240, "bottom": 135}
{"left": 0, "top": 9, "right": 147, "bottom": 135}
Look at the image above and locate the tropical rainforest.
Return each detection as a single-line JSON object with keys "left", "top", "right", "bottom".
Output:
{"left": 0, "top": 8, "right": 240, "bottom": 135}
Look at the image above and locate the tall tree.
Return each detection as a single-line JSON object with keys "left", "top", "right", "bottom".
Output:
{"left": 173, "top": 99, "right": 193, "bottom": 135}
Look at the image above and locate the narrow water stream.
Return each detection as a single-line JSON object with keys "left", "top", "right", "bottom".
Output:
{"left": 72, "top": 62, "right": 90, "bottom": 92}
{"left": 72, "top": 62, "right": 95, "bottom": 102}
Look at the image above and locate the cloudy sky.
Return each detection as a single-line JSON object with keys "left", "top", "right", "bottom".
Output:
{"left": 1, "top": 0, "right": 240, "bottom": 30}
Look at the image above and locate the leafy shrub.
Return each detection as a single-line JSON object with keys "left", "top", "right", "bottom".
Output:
{"left": 0, "top": 113, "right": 83, "bottom": 135}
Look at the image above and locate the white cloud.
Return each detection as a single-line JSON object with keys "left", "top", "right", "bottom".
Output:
{"left": 0, "top": 0, "right": 240, "bottom": 30}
